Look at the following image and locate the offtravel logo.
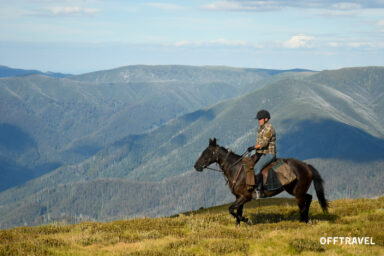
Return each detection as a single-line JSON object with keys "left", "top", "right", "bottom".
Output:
{"left": 320, "top": 237, "right": 375, "bottom": 245}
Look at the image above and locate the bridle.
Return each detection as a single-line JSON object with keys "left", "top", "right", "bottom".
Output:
{"left": 201, "top": 146, "right": 251, "bottom": 191}
{"left": 202, "top": 146, "right": 249, "bottom": 173}
{"left": 201, "top": 147, "right": 223, "bottom": 172}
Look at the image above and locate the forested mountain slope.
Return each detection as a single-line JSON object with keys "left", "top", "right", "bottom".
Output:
{"left": 1, "top": 65, "right": 303, "bottom": 191}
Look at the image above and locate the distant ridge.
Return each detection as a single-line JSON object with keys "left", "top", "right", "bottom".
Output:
{"left": 70, "top": 64, "right": 314, "bottom": 83}
{"left": 0, "top": 65, "right": 71, "bottom": 78}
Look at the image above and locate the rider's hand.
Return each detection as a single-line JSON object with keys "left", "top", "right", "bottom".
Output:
{"left": 247, "top": 146, "right": 255, "bottom": 152}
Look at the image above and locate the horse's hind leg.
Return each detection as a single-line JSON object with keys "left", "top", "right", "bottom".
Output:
{"left": 304, "top": 194, "right": 312, "bottom": 222}
{"left": 296, "top": 194, "right": 312, "bottom": 223}
{"left": 296, "top": 196, "right": 307, "bottom": 223}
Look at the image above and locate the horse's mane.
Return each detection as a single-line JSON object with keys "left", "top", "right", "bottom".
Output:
{"left": 219, "top": 146, "right": 241, "bottom": 159}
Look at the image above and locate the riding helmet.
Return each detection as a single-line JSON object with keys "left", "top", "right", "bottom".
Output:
{"left": 256, "top": 109, "right": 271, "bottom": 120}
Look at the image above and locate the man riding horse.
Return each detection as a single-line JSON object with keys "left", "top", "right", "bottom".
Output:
{"left": 194, "top": 109, "right": 329, "bottom": 225}
{"left": 247, "top": 109, "right": 276, "bottom": 199}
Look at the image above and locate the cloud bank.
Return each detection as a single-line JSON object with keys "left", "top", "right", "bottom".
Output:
{"left": 283, "top": 35, "right": 315, "bottom": 48}
{"left": 201, "top": 0, "right": 384, "bottom": 12}
{"left": 46, "top": 6, "right": 100, "bottom": 16}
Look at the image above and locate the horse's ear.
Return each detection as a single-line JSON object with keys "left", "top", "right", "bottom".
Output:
{"left": 209, "top": 138, "right": 217, "bottom": 146}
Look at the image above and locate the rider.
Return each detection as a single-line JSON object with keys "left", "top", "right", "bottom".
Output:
{"left": 248, "top": 110, "right": 276, "bottom": 199}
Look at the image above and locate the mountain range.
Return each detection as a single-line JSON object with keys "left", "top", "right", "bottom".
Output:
{"left": 1, "top": 65, "right": 310, "bottom": 192}
{"left": 0, "top": 65, "right": 71, "bottom": 79}
{"left": 0, "top": 65, "right": 383, "bottom": 228}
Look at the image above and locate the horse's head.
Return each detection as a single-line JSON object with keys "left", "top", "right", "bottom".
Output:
{"left": 194, "top": 138, "right": 219, "bottom": 172}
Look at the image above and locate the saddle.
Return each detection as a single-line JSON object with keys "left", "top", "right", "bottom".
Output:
{"left": 244, "top": 157, "right": 296, "bottom": 191}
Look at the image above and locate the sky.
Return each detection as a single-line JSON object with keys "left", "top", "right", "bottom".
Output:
{"left": 1, "top": 0, "right": 384, "bottom": 74}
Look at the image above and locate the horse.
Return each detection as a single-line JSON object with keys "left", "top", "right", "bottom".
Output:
{"left": 194, "top": 138, "right": 328, "bottom": 226}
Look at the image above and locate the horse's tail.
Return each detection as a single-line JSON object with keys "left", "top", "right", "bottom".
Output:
{"left": 308, "top": 164, "right": 329, "bottom": 213}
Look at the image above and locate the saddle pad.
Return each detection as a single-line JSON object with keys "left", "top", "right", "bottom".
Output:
{"left": 273, "top": 160, "right": 296, "bottom": 186}
{"left": 265, "top": 168, "right": 282, "bottom": 191}
{"left": 271, "top": 159, "right": 285, "bottom": 171}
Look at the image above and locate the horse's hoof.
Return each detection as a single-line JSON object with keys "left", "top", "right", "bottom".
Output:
{"left": 242, "top": 218, "right": 251, "bottom": 225}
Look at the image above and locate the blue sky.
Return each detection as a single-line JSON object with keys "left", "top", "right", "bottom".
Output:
{"left": 1, "top": 0, "right": 384, "bottom": 74}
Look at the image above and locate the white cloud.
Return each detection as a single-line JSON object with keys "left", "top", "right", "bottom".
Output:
{"left": 329, "top": 42, "right": 342, "bottom": 47}
{"left": 174, "top": 40, "right": 191, "bottom": 47}
{"left": 174, "top": 39, "right": 249, "bottom": 47}
{"left": 283, "top": 35, "right": 315, "bottom": 48}
{"left": 314, "top": 51, "right": 336, "bottom": 56}
{"left": 200, "top": 0, "right": 384, "bottom": 12}
{"left": 327, "top": 39, "right": 384, "bottom": 49}
{"left": 146, "top": 3, "right": 184, "bottom": 11}
{"left": 201, "top": 1, "right": 281, "bottom": 12}
{"left": 347, "top": 42, "right": 373, "bottom": 48}
{"left": 46, "top": 6, "right": 100, "bottom": 16}
{"left": 0, "top": 1, "right": 102, "bottom": 18}
{"left": 331, "top": 3, "right": 361, "bottom": 10}
{"left": 209, "top": 38, "right": 248, "bottom": 46}
{"left": 378, "top": 20, "right": 384, "bottom": 32}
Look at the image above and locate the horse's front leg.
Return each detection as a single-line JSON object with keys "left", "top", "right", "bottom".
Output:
{"left": 229, "top": 196, "right": 250, "bottom": 226}
{"left": 237, "top": 204, "right": 251, "bottom": 224}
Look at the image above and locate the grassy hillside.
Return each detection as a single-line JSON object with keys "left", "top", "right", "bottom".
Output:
{"left": 1, "top": 197, "right": 383, "bottom": 255}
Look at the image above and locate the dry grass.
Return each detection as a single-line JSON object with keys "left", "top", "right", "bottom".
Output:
{"left": 1, "top": 197, "right": 383, "bottom": 255}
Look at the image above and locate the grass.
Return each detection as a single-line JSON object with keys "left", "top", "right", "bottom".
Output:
{"left": 0, "top": 197, "right": 383, "bottom": 255}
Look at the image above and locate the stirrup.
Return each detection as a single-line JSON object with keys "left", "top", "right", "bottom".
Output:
{"left": 252, "top": 190, "right": 261, "bottom": 199}
{"left": 253, "top": 190, "right": 265, "bottom": 199}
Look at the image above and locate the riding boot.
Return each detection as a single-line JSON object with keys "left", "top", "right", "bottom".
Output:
{"left": 252, "top": 173, "right": 264, "bottom": 199}
{"left": 256, "top": 173, "right": 265, "bottom": 198}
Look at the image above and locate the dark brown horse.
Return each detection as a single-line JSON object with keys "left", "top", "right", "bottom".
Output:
{"left": 194, "top": 138, "right": 328, "bottom": 225}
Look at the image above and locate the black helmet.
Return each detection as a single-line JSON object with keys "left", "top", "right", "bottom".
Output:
{"left": 256, "top": 110, "right": 270, "bottom": 120}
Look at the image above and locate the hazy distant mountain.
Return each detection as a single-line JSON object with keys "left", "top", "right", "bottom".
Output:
{"left": 0, "top": 65, "right": 71, "bottom": 78}
{"left": 0, "top": 66, "right": 383, "bottom": 228}
{"left": 0, "top": 65, "right": 307, "bottom": 192}
{"left": 70, "top": 65, "right": 312, "bottom": 84}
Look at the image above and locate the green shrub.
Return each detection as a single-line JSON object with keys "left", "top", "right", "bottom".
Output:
{"left": 289, "top": 239, "right": 325, "bottom": 253}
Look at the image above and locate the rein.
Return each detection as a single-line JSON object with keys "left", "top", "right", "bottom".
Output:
{"left": 204, "top": 166, "right": 223, "bottom": 173}
{"left": 204, "top": 148, "right": 250, "bottom": 188}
